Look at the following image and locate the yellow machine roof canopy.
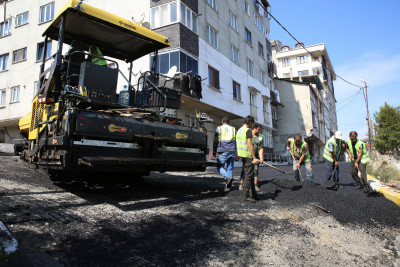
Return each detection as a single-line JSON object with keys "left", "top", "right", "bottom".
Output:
{"left": 43, "top": 0, "right": 170, "bottom": 62}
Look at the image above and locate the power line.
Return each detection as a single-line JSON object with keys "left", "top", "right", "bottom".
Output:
{"left": 257, "top": 1, "right": 363, "bottom": 88}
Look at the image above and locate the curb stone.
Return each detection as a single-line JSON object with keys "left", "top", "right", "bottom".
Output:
{"left": 367, "top": 175, "right": 400, "bottom": 207}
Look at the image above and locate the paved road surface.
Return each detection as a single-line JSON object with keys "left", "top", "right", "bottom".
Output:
{"left": 0, "top": 155, "right": 399, "bottom": 266}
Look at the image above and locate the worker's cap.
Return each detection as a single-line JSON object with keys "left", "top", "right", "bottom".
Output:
{"left": 334, "top": 131, "right": 343, "bottom": 139}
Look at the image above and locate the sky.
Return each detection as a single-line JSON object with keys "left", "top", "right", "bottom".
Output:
{"left": 268, "top": 0, "right": 400, "bottom": 140}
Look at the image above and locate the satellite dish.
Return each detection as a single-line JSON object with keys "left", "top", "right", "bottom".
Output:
{"left": 137, "top": 12, "right": 145, "bottom": 25}
{"left": 166, "top": 66, "right": 177, "bottom": 78}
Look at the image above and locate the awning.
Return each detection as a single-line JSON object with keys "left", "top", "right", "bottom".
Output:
{"left": 313, "top": 76, "right": 324, "bottom": 90}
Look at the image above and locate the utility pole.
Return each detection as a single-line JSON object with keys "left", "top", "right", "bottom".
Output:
{"left": 360, "top": 79, "right": 372, "bottom": 153}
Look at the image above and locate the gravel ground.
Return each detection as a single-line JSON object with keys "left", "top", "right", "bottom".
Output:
{"left": 0, "top": 155, "right": 399, "bottom": 266}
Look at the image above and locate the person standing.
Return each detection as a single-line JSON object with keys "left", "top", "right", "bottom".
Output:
{"left": 345, "top": 131, "right": 372, "bottom": 194}
{"left": 286, "top": 134, "right": 314, "bottom": 182}
{"left": 239, "top": 123, "right": 264, "bottom": 191}
{"left": 213, "top": 117, "right": 237, "bottom": 192}
{"left": 323, "top": 131, "right": 345, "bottom": 189}
{"left": 236, "top": 115, "right": 260, "bottom": 203}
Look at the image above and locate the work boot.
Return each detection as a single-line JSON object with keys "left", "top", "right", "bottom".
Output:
{"left": 239, "top": 183, "right": 244, "bottom": 190}
{"left": 355, "top": 184, "right": 363, "bottom": 190}
{"left": 226, "top": 177, "right": 233, "bottom": 189}
{"left": 244, "top": 197, "right": 256, "bottom": 203}
{"left": 363, "top": 184, "right": 370, "bottom": 193}
{"left": 224, "top": 186, "right": 230, "bottom": 192}
{"left": 254, "top": 184, "right": 260, "bottom": 191}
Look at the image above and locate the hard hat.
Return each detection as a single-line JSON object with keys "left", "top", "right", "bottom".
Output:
{"left": 334, "top": 131, "right": 342, "bottom": 139}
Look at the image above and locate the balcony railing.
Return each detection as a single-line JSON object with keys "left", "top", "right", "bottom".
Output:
{"left": 263, "top": 111, "right": 270, "bottom": 125}
{"left": 250, "top": 104, "right": 258, "bottom": 118}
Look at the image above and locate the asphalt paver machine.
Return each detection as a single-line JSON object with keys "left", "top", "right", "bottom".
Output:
{"left": 17, "top": 0, "right": 215, "bottom": 177}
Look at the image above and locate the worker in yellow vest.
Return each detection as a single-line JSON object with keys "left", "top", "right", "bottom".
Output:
{"left": 236, "top": 115, "right": 260, "bottom": 203}
{"left": 323, "top": 131, "right": 345, "bottom": 189}
{"left": 345, "top": 131, "right": 372, "bottom": 194}
{"left": 89, "top": 45, "right": 108, "bottom": 67}
{"left": 286, "top": 134, "right": 313, "bottom": 182}
{"left": 213, "top": 117, "right": 237, "bottom": 192}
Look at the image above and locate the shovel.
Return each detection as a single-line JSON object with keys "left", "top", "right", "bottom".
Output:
{"left": 260, "top": 161, "right": 292, "bottom": 175}
{"left": 288, "top": 149, "right": 305, "bottom": 182}
{"left": 325, "top": 164, "right": 338, "bottom": 189}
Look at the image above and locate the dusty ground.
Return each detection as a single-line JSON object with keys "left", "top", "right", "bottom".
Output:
{"left": 0, "top": 155, "right": 399, "bottom": 266}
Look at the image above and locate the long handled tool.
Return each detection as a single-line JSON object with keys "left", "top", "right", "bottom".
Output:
{"left": 288, "top": 150, "right": 305, "bottom": 182}
{"left": 260, "top": 161, "right": 291, "bottom": 175}
{"left": 326, "top": 164, "right": 338, "bottom": 188}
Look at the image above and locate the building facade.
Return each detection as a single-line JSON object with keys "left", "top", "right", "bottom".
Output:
{"left": 0, "top": 0, "right": 277, "bottom": 158}
{"left": 270, "top": 40, "right": 338, "bottom": 161}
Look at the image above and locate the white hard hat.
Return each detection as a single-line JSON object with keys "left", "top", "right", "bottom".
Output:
{"left": 334, "top": 131, "right": 342, "bottom": 139}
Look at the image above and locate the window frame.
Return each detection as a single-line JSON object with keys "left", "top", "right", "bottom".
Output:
{"left": 0, "top": 18, "right": 12, "bottom": 37}
{"left": 206, "top": 0, "right": 217, "bottom": 10}
{"left": 243, "top": 1, "right": 250, "bottom": 15}
{"left": 230, "top": 44, "right": 239, "bottom": 65}
{"left": 258, "top": 42, "right": 264, "bottom": 57}
{"left": 10, "top": 86, "right": 20, "bottom": 104}
{"left": 39, "top": 2, "right": 55, "bottom": 24}
{"left": 233, "top": 80, "right": 241, "bottom": 101}
{"left": 296, "top": 55, "right": 307, "bottom": 64}
{"left": 282, "top": 58, "right": 290, "bottom": 66}
{"left": 246, "top": 58, "right": 254, "bottom": 76}
{"left": 34, "top": 81, "right": 40, "bottom": 98}
{"left": 229, "top": 10, "right": 238, "bottom": 31}
{"left": 0, "top": 53, "right": 9, "bottom": 71}
{"left": 12, "top": 47, "right": 27, "bottom": 63}
{"left": 16, "top": 11, "right": 29, "bottom": 27}
{"left": 208, "top": 65, "right": 220, "bottom": 89}
{"left": 283, "top": 73, "right": 290, "bottom": 78}
{"left": 0, "top": 89, "right": 6, "bottom": 107}
{"left": 206, "top": 24, "right": 218, "bottom": 49}
{"left": 298, "top": 70, "right": 309, "bottom": 77}
{"left": 260, "top": 71, "right": 266, "bottom": 86}
{"left": 245, "top": 28, "right": 252, "bottom": 45}
{"left": 36, "top": 40, "right": 52, "bottom": 61}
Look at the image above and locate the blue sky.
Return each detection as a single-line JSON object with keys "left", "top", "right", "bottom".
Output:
{"left": 268, "top": 0, "right": 400, "bottom": 139}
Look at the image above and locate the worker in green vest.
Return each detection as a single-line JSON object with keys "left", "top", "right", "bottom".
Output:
{"left": 286, "top": 134, "right": 313, "bottom": 182}
{"left": 236, "top": 115, "right": 260, "bottom": 203}
{"left": 239, "top": 123, "right": 264, "bottom": 191}
{"left": 345, "top": 131, "right": 372, "bottom": 194}
{"left": 89, "top": 45, "right": 108, "bottom": 66}
{"left": 323, "top": 131, "right": 345, "bottom": 189}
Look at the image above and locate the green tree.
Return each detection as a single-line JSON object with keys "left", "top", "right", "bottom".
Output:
{"left": 373, "top": 102, "right": 400, "bottom": 152}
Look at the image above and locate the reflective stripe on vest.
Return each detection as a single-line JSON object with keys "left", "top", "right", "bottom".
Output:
{"left": 236, "top": 126, "right": 252, "bottom": 158}
{"left": 347, "top": 139, "right": 370, "bottom": 164}
{"left": 217, "top": 125, "right": 236, "bottom": 142}
{"left": 291, "top": 139, "right": 311, "bottom": 161}
{"left": 89, "top": 46, "right": 108, "bottom": 66}
{"left": 323, "top": 136, "right": 340, "bottom": 162}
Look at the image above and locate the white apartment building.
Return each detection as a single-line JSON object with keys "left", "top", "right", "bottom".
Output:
{"left": 0, "top": 0, "right": 276, "bottom": 157}
{"left": 271, "top": 40, "right": 338, "bottom": 160}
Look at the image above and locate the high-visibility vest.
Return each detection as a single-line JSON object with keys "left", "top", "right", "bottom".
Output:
{"left": 323, "top": 136, "right": 342, "bottom": 162}
{"left": 236, "top": 125, "right": 252, "bottom": 158}
{"left": 291, "top": 139, "right": 311, "bottom": 162}
{"left": 347, "top": 139, "right": 370, "bottom": 164}
{"left": 216, "top": 125, "right": 236, "bottom": 152}
{"left": 89, "top": 46, "right": 108, "bottom": 66}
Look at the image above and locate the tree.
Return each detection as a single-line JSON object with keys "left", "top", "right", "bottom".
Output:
{"left": 373, "top": 102, "right": 400, "bottom": 153}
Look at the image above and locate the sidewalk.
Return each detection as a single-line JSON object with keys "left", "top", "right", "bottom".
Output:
{"left": 368, "top": 175, "right": 400, "bottom": 207}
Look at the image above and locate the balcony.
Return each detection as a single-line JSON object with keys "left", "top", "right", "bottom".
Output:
{"left": 270, "top": 90, "right": 284, "bottom": 107}
{"left": 250, "top": 104, "right": 258, "bottom": 119}
{"left": 263, "top": 111, "right": 270, "bottom": 125}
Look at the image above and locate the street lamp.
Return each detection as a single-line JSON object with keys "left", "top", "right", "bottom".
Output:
{"left": 360, "top": 79, "right": 372, "bottom": 153}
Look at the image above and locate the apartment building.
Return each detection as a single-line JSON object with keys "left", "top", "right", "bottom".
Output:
{"left": 270, "top": 40, "right": 338, "bottom": 160}
{"left": 0, "top": 0, "right": 276, "bottom": 156}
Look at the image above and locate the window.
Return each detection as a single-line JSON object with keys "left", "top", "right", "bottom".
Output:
{"left": 271, "top": 106, "right": 277, "bottom": 119}
{"left": 243, "top": 1, "right": 250, "bottom": 15}
{"left": 37, "top": 41, "right": 52, "bottom": 61}
{"left": 258, "top": 42, "right": 264, "bottom": 57}
{"left": 283, "top": 73, "right": 290, "bottom": 78}
{"left": 250, "top": 92, "right": 257, "bottom": 118}
{"left": 245, "top": 28, "right": 252, "bottom": 45}
{"left": 40, "top": 2, "right": 55, "bottom": 23}
{"left": 34, "top": 81, "right": 40, "bottom": 97}
{"left": 207, "top": 25, "right": 218, "bottom": 48}
{"left": 16, "top": 12, "right": 29, "bottom": 27}
{"left": 282, "top": 58, "right": 290, "bottom": 66}
{"left": 253, "top": 14, "right": 267, "bottom": 37}
{"left": 12, "top": 48, "right": 27, "bottom": 63}
{"left": 264, "top": 129, "right": 273, "bottom": 148}
{"left": 312, "top": 67, "right": 321, "bottom": 75}
{"left": 233, "top": 81, "right": 241, "bottom": 100}
{"left": 206, "top": 0, "right": 216, "bottom": 9}
{"left": 230, "top": 45, "right": 239, "bottom": 65}
{"left": 0, "top": 19, "right": 12, "bottom": 37}
{"left": 208, "top": 65, "right": 219, "bottom": 89}
{"left": 151, "top": 2, "right": 179, "bottom": 29}
{"left": 229, "top": 11, "right": 238, "bottom": 31}
{"left": 298, "top": 70, "right": 309, "bottom": 76}
{"left": 0, "top": 54, "right": 9, "bottom": 71}
{"left": 260, "top": 71, "right": 266, "bottom": 86}
{"left": 297, "top": 55, "right": 307, "bottom": 64}
{"left": 0, "top": 90, "right": 5, "bottom": 107}
{"left": 151, "top": 50, "right": 198, "bottom": 74}
{"left": 246, "top": 58, "right": 253, "bottom": 76}
{"left": 10, "top": 86, "right": 20, "bottom": 103}
{"left": 177, "top": 3, "right": 197, "bottom": 33}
